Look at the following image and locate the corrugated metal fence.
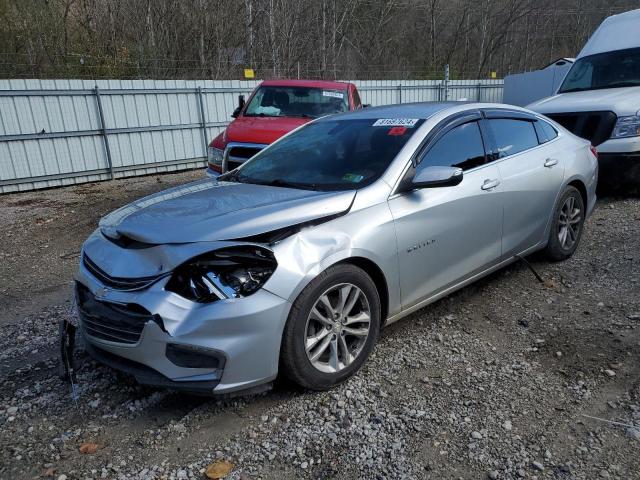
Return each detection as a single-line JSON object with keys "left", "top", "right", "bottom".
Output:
{"left": 0, "top": 78, "right": 503, "bottom": 193}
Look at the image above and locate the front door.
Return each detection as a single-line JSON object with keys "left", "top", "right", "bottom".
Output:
{"left": 388, "top": 118, "right": 503, "bottom": 309}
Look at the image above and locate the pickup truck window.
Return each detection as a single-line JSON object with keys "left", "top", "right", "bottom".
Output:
{"left": 244, "top": 86, "right": 349, "bottom": 119}
{"left": 559, "top": 47, "right": 640, "bottom": 93}
{"left": 226, "top": 118, "right": 425, "bottom": 191}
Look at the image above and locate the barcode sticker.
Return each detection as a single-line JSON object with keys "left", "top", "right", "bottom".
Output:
{"left": 372, "top": 118, "right": 419, "bottom": 127}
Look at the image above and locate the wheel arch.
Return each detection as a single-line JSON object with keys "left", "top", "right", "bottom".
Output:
{"left": 332, "top": 256, "right": 390, "bottom": 322}
{"left": 567, "top": 178, "right": 588, "bottom": 209}
{"left": 541, "top": 176, "right": 589, "bottom": 248}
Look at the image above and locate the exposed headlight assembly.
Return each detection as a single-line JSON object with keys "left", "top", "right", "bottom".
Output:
{"left": 611, "top": 113, "right": 640, "bottom": 139}
{"left": 207, "top": 146, "right": 224, "bottom": 167}
{"left": 166, "top": 246, "right": 276, "bottom": 302}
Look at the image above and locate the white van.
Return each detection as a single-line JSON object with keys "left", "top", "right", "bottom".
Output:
{"left": 527, "top": 9, "right": 640, "bottom": 191}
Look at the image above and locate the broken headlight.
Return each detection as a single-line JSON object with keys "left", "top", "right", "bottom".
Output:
{"left": 165, "top": 246, "right": 277, "bottom": 302}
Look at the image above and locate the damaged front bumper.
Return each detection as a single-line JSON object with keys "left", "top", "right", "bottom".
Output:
{"left": 75, "top": 259, "right": 292, "bottom": 396}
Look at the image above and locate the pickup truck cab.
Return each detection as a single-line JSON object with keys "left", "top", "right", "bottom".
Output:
{"left": 527, "top": 9, "right": 640, "bottom": 192}
{"left": 206, "top": 79, "right": 363, "bottom": 176}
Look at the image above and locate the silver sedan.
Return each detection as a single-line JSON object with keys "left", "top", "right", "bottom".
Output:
{"left": 76, "top": 102, "right": 598, "bottom": 395}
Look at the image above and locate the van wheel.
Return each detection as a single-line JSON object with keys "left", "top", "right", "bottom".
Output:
{"left": 280, "top": 264, "right": 381, "bottom": 390}
{"left": 544, "top": 186, "right": 585, "bottom": 262}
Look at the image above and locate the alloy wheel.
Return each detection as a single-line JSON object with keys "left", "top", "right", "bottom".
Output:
{"left": 304, "top": 283, "right": 371, "bottom": 374}
{"left": 558, "top": 195, "right": 582, "bottom": 250}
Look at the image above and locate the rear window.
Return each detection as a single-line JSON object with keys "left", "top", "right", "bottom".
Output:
{"left": 235, "top": 118, "right": 425, "bottom": 190}
{"left": 488, "top": 119, "right": 539, "bottom": 158}
{"left": 244, "top": 86, "right": 349, "bottom": 118}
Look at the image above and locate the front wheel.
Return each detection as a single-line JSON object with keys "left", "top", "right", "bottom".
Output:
{"left": 280, "top": 264, "right": 381, "bottom": 390}
{"left": 544, "top": 186, "right": 585, "bottom": 262}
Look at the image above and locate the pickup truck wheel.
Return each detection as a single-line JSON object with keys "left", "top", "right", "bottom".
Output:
{"left": 545, "top": 186, "right": 585, "bottom": 262}
{"left": 280, "top": 264, "right": 381, "bottom": 390}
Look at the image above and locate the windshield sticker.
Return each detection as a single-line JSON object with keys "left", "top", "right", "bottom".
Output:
{"left": 342, "top": 173, "right": 364, "bottom": 183}
{"left": 373, "top": 118, "right": 419, "bottom": 127}
{"left": 322, "top": 90, "right": 344, "bottom": 99}
{"left": 387, "top": 126, "right": 408, "bottom": 136}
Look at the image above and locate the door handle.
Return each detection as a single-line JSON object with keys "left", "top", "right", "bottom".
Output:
{"left": 544, "top": 158, "right": 558, "bottom": 168}
{"left": 481, "top": 178, "right": 500, "bottom": 191}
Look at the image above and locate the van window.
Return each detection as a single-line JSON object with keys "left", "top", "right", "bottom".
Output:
{"left": 559, "top": 47, "right": 640, "bottom": 93}
{"left": 420, "top": 121, "right": 486, "bottom": 171}
{"left": 488, "top": 119, "right": 539, "bottom": 158}
{"left": 535, "top": 120, "right": 559, "bottom": 144}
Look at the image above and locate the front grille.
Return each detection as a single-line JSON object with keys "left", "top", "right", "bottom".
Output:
{"left": 228, "top": 146, "right": 263, "bottom": 160}
{"left": 225, "top": 144, "right": 266, "bottom": 171}
{"left": 83, "top": 254, "right": 162, "bottom": 291}
{"left": 546, "top": 111, "right": 617, "bottom": 146}
{"left": 228, "top": 160, "right": 244, "bottom": 170}
{"left": 76, "top": 283, "right": 154, "bottom": 344}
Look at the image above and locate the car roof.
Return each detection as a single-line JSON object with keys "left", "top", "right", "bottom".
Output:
{"left": 578, "top": 8, "right": 640, "bottom": 58}
{"left": 260, "top": 79, "right": 352, "bottom": 90}
{"left": 316, "top": 101, "right": 464, "bottom": 121}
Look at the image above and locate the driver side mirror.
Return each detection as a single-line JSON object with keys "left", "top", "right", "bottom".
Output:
{"left": 232, "top": 95, "right": 245, "bottom": 118}
{"left": 412, "top": 166, "right": 463, "bottom": 188}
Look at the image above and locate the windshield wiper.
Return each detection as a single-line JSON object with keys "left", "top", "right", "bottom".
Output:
{"left": 219, "top": 170, "right": 249, "bottom": 183}
{"left": 221, "top": 174, "right": 317, "bottom": 190}
{"left": 286, "top": 113, "right": 315, "bottom": 118}
{"left": 559, "top": 87, "right": 591, "bottom": 93}
{"left": 603, "top": 81, "right": 640, "bottom": 88}
{"left": 264, "top": 178, "right": 320, "bottom": 190}
{"left": 561, "top": 82, "right": 640, "bottom": 93}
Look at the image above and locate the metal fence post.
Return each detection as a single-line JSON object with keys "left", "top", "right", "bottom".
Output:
{"left": 397, "top": 84, "right": 402, "bottom": 104}
{"left": 94, "top": 86, "right": 114, "bottom": 180}
{"left": 196, "top": 87, "right": 209, "bottom": 157}
{"left": 477, "top": 82, "right": 482, "bottom": 101}
{"left": 444, "top": 64, "right": 450, "bottom": 101}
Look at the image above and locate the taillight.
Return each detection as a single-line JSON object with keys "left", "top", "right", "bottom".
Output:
{"left": 589, "top": 144, "right": 598, "bottom": 159}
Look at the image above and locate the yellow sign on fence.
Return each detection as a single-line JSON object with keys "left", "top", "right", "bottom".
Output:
{"left": 244, "top": 68, "right": 255, "bottom": 79}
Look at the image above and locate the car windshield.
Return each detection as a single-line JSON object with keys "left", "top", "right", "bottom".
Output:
{"left": 558, "top": 47, "right": 640, "bottom": 93}
{"left": 224, "top": 118, "right": 425, "bottom": 191}
{"left": 243, "top": 86, "right": 349, "bottom": 118}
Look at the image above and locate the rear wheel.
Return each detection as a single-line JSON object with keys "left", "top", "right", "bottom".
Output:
{"left": 544, "top": 186, "right": 585, "bottom": 261}
{"left": 280, "top": 264, "right": 381, "bottom": 390}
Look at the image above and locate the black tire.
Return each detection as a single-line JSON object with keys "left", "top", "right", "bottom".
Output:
{"left": 544, "top": 186, "right": 585, "bottom": 262}
{"left": 280, "top": 263, "right": 381, "bottom": 390}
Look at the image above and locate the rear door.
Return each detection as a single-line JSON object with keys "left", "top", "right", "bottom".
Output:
{"left": 483, "top": 111, "right": 565, "bottom": 258}
{"left": 388, "top": 113, "right": 503, "bottom": 309}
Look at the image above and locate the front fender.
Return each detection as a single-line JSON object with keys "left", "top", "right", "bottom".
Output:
{"left": 264, "top": 202, "right": 401, "bottom": 318}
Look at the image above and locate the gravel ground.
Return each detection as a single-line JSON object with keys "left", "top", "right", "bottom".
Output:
{"left": 0, "top": 173, "right": 639, "bottom": 480}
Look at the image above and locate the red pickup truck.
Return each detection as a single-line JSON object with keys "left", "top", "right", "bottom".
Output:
{"left": 206, "top": 79, "right": 363, "bottom": 176}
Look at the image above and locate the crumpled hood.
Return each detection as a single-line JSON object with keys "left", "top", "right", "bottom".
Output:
{"left": 226, "top": 116, "right": 310, "bottom": 144}
{"left": 99, "top": 179, "right": 355, "bottom": 244}
{"left": 527, "top": 87, "right": 640, "bottom": 117}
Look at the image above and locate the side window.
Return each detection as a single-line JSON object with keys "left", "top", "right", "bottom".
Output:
{"left": 352, "top": 89, "right": 362, "bottom": 109}
{"left": 534, "top": 120, "right": 559, "bottom": 144}
{"left": 488, "top": 119, "right": 539, "bottom": 158}
{"left": 419, "top": 121, "right": 486, "bottom": 171}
